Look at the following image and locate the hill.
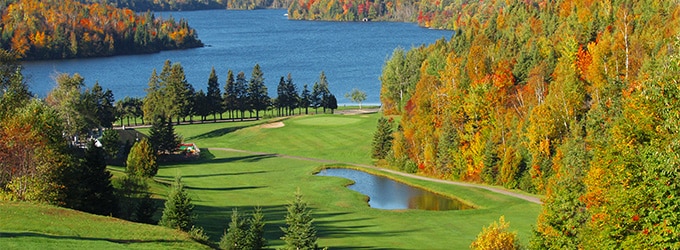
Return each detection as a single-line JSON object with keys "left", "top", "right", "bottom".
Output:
{"left": 0, "top": 0, "right": 203, "bottom": 60}
{"left": 0, "top": 201, "right": 209, "bottom": 249}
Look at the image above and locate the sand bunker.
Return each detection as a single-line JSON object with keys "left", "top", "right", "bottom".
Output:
{"left": 260, "top": 121, "right": 285, "bottom": 128}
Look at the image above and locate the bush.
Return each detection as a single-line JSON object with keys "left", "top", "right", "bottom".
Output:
{"left": 470, "top": 216, "right": 521, "bottom": 250}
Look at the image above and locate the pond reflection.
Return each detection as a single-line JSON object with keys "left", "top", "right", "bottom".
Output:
{"left": 316, "top": 168, "right": 473, "bottom": 211}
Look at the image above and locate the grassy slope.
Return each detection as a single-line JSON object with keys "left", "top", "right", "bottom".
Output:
{"left": 0, "top": 201, "right": 208, "bottom": 249}
{"left": 137, "top": 113, "right": 540, "bottom": 249}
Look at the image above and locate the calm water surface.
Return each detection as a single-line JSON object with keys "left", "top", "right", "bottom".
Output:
{"left": 23, "top": 9, "right": 452, "bottom": 104}
{"left": 316, "top": 168, "right": 473, "bottom": 211}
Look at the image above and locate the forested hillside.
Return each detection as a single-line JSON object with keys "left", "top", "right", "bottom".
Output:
{"left": 0, "top": 0, "right": 202, "bottom": 60}
{"left": 379, "top": 0, "right": 680, "bottom": 247}
{"left": 77, "top": 0, "right": 292, "bottom": 11}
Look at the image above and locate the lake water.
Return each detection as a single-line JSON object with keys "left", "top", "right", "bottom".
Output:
{"left": 316, "top": 168, "right": 473, "bottom": 211}
{"left": 22, "top": 9, "right": 452, "bottom": 104}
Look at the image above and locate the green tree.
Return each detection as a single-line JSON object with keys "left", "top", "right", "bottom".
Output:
{"left": 234, "top": 71, "right": 249, "bottom": 120}
{"left": 159, "top": 175, "right": 195, "bottom": 232}
{"left": 46, "top": 73, "right": 94, "bottom": 144}
{"left": 285, "top": 74, "right": 299, "bottom": 116}
{"left": 0, "top": 50, "right": 31, "bottom": 120}
{"left": 223, "top": 69, "right": 237, "bottom": 120}
{"left": 248, "top": 64, "right": 269, "bottom": 120}
{"left": 345, "top": 88, "right": 367, "bottom": 109}
{"left": 89, "top": 82, "right": 116, "bottom": 128}
{"left": 206, "top": 67, "right": 223, "bottom": 121}
{"left": 126, "top": 137, "right": 158, "bottom": 178}
{"left": 64, "top": 140, "right": 118, "bottom": 216}
{"left": 246, "top": 207, "right": 267, "bottom": 250}
{"left": 220, "top": 208, "right": 248, "bottom": 250}
{"left": 276, "top": 76, "right": 288, "bottom": 116}
{"left": 300, "top": 84, "right": 311, "bottom": 115}
{"left": 372, "top": 117, "right": 394, "bottom": 159}
{"left": 148, "top": 115, "right": 180, "bottom": 155}
{"left": 100, "top": 129, "right": 120, "bottom": 160}
{"left": 280, "top": 190, "right": 319, "bottom": 250}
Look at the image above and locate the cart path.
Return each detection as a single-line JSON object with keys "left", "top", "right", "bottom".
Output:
{"left": 207, "top": 147, "right": 543, "bottom": 205}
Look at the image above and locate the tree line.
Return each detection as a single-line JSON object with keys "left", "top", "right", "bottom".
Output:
{"left": 377, "top": 0, "right": 680, "bottom": 248}
{"left": 78, "top": 0, "right": 293, "bottom": 11}
{"left": 137, "top": 60, "right": 338, "bottom": 126}
{"left": 0, "top": 0, "right": 203, "bottom": 60}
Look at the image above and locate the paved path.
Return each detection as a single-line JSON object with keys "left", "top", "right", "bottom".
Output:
{"left": 208, "top": 147, "right": 543, "bottom": 204}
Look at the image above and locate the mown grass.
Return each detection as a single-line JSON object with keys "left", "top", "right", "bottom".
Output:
{"left": 134, "top": 113, "right": 540, "bottom": 249}
{"left": 0, "top": 201, "right": 208, "bottom": 249}
{"left": 2, "top": 111, "right": 539, "bottom": 249}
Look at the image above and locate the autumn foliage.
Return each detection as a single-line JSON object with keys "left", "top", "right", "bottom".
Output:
{"left": 0, "top": 0, "right": 203, "bottom": 60}
{"left": 380, "top": 0, "right": 680, "bottom": 247}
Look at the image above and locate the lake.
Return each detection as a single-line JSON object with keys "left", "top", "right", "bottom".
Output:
{"left": 316, "top": 168, "right": 473, "bottom": 211}
{"left": 22, "top": 9, "right": 451, "bottom": 104}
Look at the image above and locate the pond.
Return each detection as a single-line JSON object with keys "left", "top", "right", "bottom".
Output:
{"left": 316, "top": 168, "right": 473, "bottom": 211}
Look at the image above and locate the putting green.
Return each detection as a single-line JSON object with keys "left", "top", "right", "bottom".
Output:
{"left": 289, "top": 115, "right": 362, "bottom": 126}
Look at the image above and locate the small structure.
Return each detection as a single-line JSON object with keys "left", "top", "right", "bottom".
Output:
{"left": 179, "top": 143, "right": 201, "bottom": 157}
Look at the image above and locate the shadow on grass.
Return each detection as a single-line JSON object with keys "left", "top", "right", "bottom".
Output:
{"left": 184, "top": 185, "right": 266, "bottom": 191}
{"left": 156, "top": 170, "right": 268, "bottom": 179}
{"left": 185, "top": 124, "right": 253, "bottom": 141}
{"left": 191, "top": 203, "right": 411, "bottom": 249}
{"left": 0, "top": 231, "right": 184, "bottom": 244}
{"left": 159, "top": 153, "right": 277, "bottom": 169}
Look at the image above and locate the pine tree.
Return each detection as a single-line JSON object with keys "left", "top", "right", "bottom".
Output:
{"left": 220, "top": 208, "right": 248, "bottom": 250}
{"left": 248, "top": 64, "right": 269, "bottom": 120}
{"left": 100, "top": 129, "right": 120, "bottom": 160}
{"left": 246, "top": 207, "right": 267, "bottom": 250}
{"left": 159, "top": 175, "right": 195, "bottom": 231}
{"left": 66, "top": 140, "right": 118, "bottom": 216}
{"left": 300, "top": 84, "right": 311, "bottom": 115}
{"left": 372, "top": 117, "right": 394, "bottom": 159}
{"left": 284, "top": 73, "right": 299, "bottom": 116}
{"left": 280, "top": 190, "right": 319, "bottom": 250}
{"left": 223, "top": 69, "right": 237, "bottom": 120}
{"left": 149, "top": 115, "right": 180, "bottom": 154}
{"left": 126, "top": 137, "right": 158, "bottom": 178}
{"left": 206, "top": 67, "right": 223, "bottom": 121}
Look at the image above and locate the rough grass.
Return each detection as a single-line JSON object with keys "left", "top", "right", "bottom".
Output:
{"left": 0, "top": 201, "right": 208, "bottom": 249}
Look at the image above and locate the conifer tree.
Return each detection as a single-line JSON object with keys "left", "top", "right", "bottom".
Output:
{"left": 220, "top": 208, "right": 248, "bottom": 250}
{"left": 159, "top": 175, "right": 195, "bottom": 231}
{"left": 148, "top": 115, "right": 180, "bottom": 155}
{"left": 280, "top": 190, "right": 319, "bottom": 250}
{"left": 300, "top": 84, "right": 311, "bottom": 115}
{"left": 284, "top": 74, "right": 299, "bottom": 116}
{"left": 246, "top": 207, "right": 267, "bottom": 250}
{"left": 248, "top": 64, "right": 269, "bottom": 120}
{"left": 100, "top": 129, "right": 120, "bottom": 160}
{"left": 126, "top": 137, "right": 158, "bottom": 178}
{"left": 372, "top": 117, "right": 394, "bottom": 159}
{"left": 224, "top": 69, "right": 237, "bottom": 120}
{"left": 206, "top": 67, "right": 223, "bottom": 121}
{"left": 66, "top": 140, "right": 118, "bottom": 216}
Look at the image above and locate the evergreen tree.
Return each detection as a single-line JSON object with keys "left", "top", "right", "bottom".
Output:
{"left": 148, "top": 115, "right": 180, "bottom": 154}
{"left": 276, "top": 76, "right": 288, "bottom": 116}
{"left": 90, "top": 82, "right": 116, "bottom": 128}
{"left": 65, "top": 140, "right": 118, "bottom": 216}
{"left": 194, "top": 90, "right": 209, "bottom": 122}
{"left": 223, "top": 69, "right": 237, "bottom": 120}
{"left": 206, "top": 67, "right": 223, "bottom": 121}
{"left": 100, "top": 129, "right": 120, "bottom": 160}
{"left": 327, "top": 94, "right": 338, "bottom": 114}
{"left": 300, "top": 84, "right": 311, "bottom": 115}
{"left": 317, "top": 71, "right": 331, "bottom": 113}
{"left": 126, "top": 137, "right": 158, "bottom": 178}
{"left": 246, "top": 207, "right": 267, "bottom": 250}
{"left": 220, "top": 208, "right": 248, "bottom": 250}
{"left": 234, "top": 71, "right": 249, "bottom": 120}
{"left": 285, "top": 73, "right": 299, "bottom": 116}
{"left": 280, "top": 190, "right": 319, "bottom": 250}
{"left": 248, "top": 64, "right": 269, "bottom": 120}
{"left": 311, "top": 82, "right": 322, "bottom": 113}
{"left": 159, "top": 175, "right": 195, "bottom": 232}
{"left": 372, "top": 117, "right": 394, "bottom": 159}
